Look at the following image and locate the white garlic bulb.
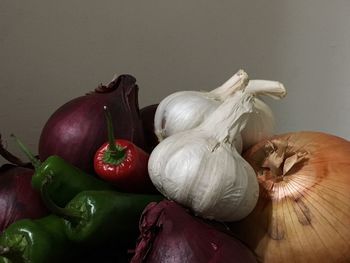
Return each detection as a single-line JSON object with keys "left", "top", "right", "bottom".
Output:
{"left": 148, "top": 91, "right": 259, "bottom": 222}
{"left": 154, "top": 71, "right": 286, "bottom": 151}
{"left": 154, "top": 70, "right": 248, "bottom": 140}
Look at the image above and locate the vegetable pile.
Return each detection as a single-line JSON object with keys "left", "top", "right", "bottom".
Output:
{"left": 0, "top": 70, "right": 349, "bottom": 263}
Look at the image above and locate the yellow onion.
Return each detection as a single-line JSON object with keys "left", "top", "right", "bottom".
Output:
{"left": 229, "top": 131, "right": 350, "bottom": 263}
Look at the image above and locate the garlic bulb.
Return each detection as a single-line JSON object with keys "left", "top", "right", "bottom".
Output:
{"left": 154, "top": 70, "right": 286, "bottom": 152}
{"left": 148, "top": 91, "right": 259, "bottom": 222}
{"left": 154, "top": 69, "right": 248, "bottom": 141}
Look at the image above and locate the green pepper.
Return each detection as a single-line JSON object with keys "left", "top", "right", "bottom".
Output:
{"left": 32, "top": 155, "right": 113, "bottom": 207}
{"left": 12, "top": 135, "right": 113, "bottom": 206}
{"left": 0, "top": 257, "right": 11, "bottom": 263}
{"left": 43, "top": 187, "right": 163, "bottom": 247}
{"left": 0, "top": 215, "right": 72, "bottom": 263}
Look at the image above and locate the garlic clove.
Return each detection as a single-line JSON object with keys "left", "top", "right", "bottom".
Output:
{"left": 154, "top": 91, "right": 220, "bottom": 141}
{"left": 189, "top": 144, "right": 259, "bottom": 221}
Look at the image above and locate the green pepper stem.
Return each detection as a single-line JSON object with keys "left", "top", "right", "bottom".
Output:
{"left": 11, "top": 134, "right": 41, "bottom": 170}
{"left": 0, "top": 134, "right": 27, "bottom": 166}
{"left": 103, "top": 106, "right": 126, "bottom": 161}
{"left": 40, "top": 178, "right": 82, "bottom": 224}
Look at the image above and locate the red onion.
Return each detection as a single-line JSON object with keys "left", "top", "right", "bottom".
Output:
{"left": 131, "top": 200, "right": 257, "bottom": 263}
{"left": 140, "top": 104, "right": 159, "bottom": 153}
{"left": 39, "top": 74, "right": 146, "bottom": 174}
{"left": 0, "top": 135, "right": 48, "bottom": 233}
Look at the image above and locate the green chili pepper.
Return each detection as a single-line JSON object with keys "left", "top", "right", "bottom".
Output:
{"left": 0, "top": 257, "right": 11, "bottom": 263}
{"left": 0, "top": 215, "right": 72, "bottom": 263}
{"left": 12, "top": 135, "right": 113, "bottom": 207}
{"left": 42, "top": 185, "right": 163, "bottom": 247}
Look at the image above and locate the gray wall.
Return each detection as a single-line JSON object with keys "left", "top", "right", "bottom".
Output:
{"left": 1, "top": 0, "right": 350, "bottom": 164}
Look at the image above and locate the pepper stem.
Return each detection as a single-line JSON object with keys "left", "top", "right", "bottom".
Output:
{"left": 11, "top": 134, "right": 41, "bottom": 170}
{"left": 103, "top": 106, "right": 126, "bottom": 163}
{"left": 0, "top": 134, "right": 27, "bottom": 166}
{"left": 40, "top": 177, "right": 82, "bottom": 224}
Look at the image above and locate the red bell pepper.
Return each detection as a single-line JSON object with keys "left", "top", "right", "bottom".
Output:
{"left": 93, "top": 106, "right": 157, "bottom": 194}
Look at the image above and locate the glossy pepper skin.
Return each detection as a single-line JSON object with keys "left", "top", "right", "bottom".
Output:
{"left": 0, "top": 215, "right": 72, "bottom": 263}
{"left": 94, "top": 139, "right": 154, "bottom": 193}
{"left": 12, "top": 134, "right": 113, "bottom": 207}
{"left": 93, "top": 106, "right": 156, "bottom": 193}
{"left": 46, "top": 189, "right": 163, "bottom": 247}
{"left": 31, "top": 155, "right": 113, "bottom": 207}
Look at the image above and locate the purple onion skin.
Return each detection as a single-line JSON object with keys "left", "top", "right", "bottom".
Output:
{"left": 0, "top": 165, "right": 48, "bottom": 233}
{"left": 38, "top": 74, "right": 146, "bottom": 174}
{"left": 131, "top": 200, "right": 257, "bottom": 263}
{"left": 140, "top": 104, "right": 159, "bottom": 153}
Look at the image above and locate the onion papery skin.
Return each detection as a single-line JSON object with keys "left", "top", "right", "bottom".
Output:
{"left": 0, "top": 165, "right": 48, "bottom": 233}
{"left": 38, "top": 74, "right": 145, "bottom": 174}
{"left": 229, "top": 131, "right": 350, "bottom": 263}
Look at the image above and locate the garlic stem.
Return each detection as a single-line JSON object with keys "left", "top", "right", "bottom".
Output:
{"left": 200, "top": 91, "right": 254, "bottom": 143}
{"left": 209, "top": 69, "right": 249, "bottom": 99}
{"left": 246, "top": 80, "right": 286, "bottom": 99}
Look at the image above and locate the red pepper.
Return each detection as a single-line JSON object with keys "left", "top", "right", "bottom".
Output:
{"left": 93, "top": 106, "right": 157, "bottom": 194}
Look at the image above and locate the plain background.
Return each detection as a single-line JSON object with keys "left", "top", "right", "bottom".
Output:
{"left": 1, "top": 0, "right": 350, "bottom": 164}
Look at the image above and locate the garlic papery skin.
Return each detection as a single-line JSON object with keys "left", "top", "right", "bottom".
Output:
{"left": 241, "top": 98, "right": 275, "bottom": 150}
{"left": 241, "top": 80, "right": 287, "bottom": 150}
{"left": 148, "top": 91, "right": 259, "bottom": 222}
{"left": 154, "top": 70, "right": 249, "bottom": 143}
{"left": 246, "top": 79, "right": 286, "bottom": 99}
